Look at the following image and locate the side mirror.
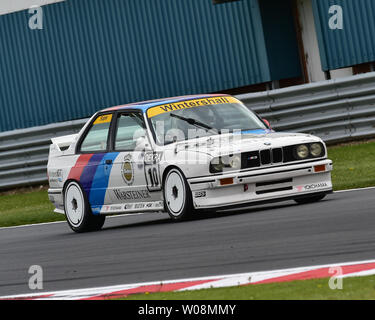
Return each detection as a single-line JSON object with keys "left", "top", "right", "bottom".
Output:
{"left": 136, "top": 135, "right": 152, "bottom": 151}
{"left": 262, "top": 118, "right": 272, "bottom": 129}
{"left": 134, "top": 129, "right": 152, "bottom": 151}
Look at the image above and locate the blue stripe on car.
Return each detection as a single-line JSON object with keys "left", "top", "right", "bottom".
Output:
{"left": 80, "top": 153, "right": 106, "bottom": 204}
{"left": 233, "top": 129, "right": 271, "bottom": 135}
{"left": 89, "top": 152, "right": 119, "bottom": 215}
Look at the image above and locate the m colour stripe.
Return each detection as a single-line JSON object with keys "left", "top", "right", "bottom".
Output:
{"left": 67, "top": 154, "right": 94, "bottom": 181}
{"left": 89, "top": 152, "right": 119, "bottom": 214}
{"left": 79, "top": 153, "right": 106, "bottom": 202}
{"left": 66, "top": 153, "right": 118, "bottom": 215}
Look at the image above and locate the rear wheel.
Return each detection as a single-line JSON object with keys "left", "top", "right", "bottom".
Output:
{"left": 64, "top": 181, "right": 105, "bottom": 233}
{"left": 294, "top": 194, "right": 326, "bottom": 205}
{"left": 163, "top": 168, "right": 195, "bottom": 221}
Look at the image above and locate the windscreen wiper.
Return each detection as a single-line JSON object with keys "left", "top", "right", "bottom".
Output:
{"left": 170, "top": 114, "right": 218, "bottom": 134}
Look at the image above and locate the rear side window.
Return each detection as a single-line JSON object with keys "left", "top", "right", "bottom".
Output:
{"left": 115, "top": 113, "right": 146, "bottom": 151}
{"left": 80, "top": 114, "right": 112, "bottom": 152}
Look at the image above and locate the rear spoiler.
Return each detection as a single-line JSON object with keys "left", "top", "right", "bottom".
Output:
{"left": 51, "top": 134, "right": 78, "bottom": 151}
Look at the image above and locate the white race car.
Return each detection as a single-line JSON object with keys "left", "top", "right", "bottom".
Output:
{"left": 47, "top": 94, "right": 333, "bottom": 232}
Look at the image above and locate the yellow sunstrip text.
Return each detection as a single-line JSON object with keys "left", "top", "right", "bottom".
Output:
{"left": 147, "top": 96, "right": 239, "bottom": 118}
{"left": 94, "top": 114, "right": 113, "bottom": 125}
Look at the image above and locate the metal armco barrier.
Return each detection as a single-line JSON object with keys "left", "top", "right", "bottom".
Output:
{"left": 1, "top": 72, "right": 375, "bottom": 190}
{"left": 0, "top": 119, "right": 87, "bottom": 190}
{"left": 237, "top": 72, "right": 375, "bottom": 144}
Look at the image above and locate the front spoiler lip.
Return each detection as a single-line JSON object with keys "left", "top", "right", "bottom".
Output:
{"left": 197, "top": 190, "right": 333, "bottom": 211}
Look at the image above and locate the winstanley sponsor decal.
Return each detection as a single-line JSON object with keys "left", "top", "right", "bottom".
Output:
{"left": 113, "top": 189, "right": 151, "bottom": 201}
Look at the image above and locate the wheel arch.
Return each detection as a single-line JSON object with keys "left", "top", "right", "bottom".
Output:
{"left": 63, "top": 178, "right": 81, "bottom": 194}
{"left": 62, "top": 179, "right": 91, "bottom": 211}
{"left": 162, "top": 165, "right": 186, "bottom": 186}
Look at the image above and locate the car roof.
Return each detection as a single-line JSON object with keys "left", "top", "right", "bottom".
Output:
{"left": 102, "top": 94, "right": 230, "bottom": 113}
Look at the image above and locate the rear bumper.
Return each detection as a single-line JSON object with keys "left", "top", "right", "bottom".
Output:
{"left": 188, "top": 159, "right": 333, "bottom": 210}
{"left": 48, "top": 189, "right": 64, "bottom": 214}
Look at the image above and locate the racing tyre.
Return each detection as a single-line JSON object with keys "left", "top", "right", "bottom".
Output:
{"left": 64, "top": 181, "right": 106, "bottom": 233}
{"left": 163, "top": 168, "right": 195, "bottom": 221}
{"left": 294, "top": 194, "right": 326, "bottom": 205}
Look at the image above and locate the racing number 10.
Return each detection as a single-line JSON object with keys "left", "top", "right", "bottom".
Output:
{"left": 144, "top": 152, "right": 162, "bottom": 192}
{"left": 148, "top": 167, "right": 159, "bottom": 188}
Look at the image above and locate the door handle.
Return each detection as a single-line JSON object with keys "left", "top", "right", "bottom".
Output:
{"left": 105, "top": 159, "right": 113, "bottom": 165}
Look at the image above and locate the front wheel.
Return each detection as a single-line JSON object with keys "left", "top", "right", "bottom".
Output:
{"left": 163, "top": 168, "right": 195, "bottom": 221}
{"left": 294, "top": 194, "right": 326, "bottom": 205}
{"left": 64, "top": 181, "right": 105, "bottom": 233}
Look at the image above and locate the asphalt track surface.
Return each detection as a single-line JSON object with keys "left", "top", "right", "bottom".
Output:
{"left": 0, "top": 188, "right": 375, "bottom": 296}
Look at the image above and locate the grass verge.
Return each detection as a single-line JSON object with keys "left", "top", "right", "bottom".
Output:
{"left": 328, "top": 140, "right": 375, "bottom": 191}
{"left": 0, "top": 140, "right": 374, "bottom": 228}
{"left": 0, "top": 188, "right": 65, "bottom": 227}
{"left": 116, "top": 275, "right": 375, "bottom": 300}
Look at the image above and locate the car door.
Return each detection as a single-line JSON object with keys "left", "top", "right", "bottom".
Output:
{"left": 77, "top": 112, "right": 116, "bottom": 214}
{"left": 106, "top": 111, "right": 162, "bottom": 211}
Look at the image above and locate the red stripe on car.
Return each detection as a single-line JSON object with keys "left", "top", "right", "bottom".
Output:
{"left": 67, "top": 154, "right": 94, "bottom": 181}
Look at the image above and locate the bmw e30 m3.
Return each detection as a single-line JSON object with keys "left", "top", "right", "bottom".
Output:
{"left": 47, "top": 94, "right": 333, "bottom": 233}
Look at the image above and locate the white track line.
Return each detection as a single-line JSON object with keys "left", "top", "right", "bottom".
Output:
{"left": 334, "top": 186, "right": 375, "bottom": 193}
{"left": 0, "top": 186, "right": 373, "bottom": 230}
{"left": 0, "top": 212, "right": 154, "bottom": 230}
{"left": 0, "top": 220, "right": 65, "bottom": 230}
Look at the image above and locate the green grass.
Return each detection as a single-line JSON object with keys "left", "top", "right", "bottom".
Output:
{"left": 117, "top": 275, "right": 375, "bottom": 300}
{"left": 328, "top": 140, "right": 375, "bottom": 191}
{"left": 0, "top": 189, "right": 65, "bottom": 227}
{"left": 0, "top": 140, "right": 374, "bottom": 228}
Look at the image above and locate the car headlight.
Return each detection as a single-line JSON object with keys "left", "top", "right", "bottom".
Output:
{"left": 228, "top": 154, "right": 241, "bottom": 170}
{"left": 310, "top": 143, "right": 324, "bottom": 157}
{"left": 295, "top": 144, "right": 309, "bottom": 159}
{"left": 210, "top": 158, "right": 225, "bottom": 173}
{"left": 210, "top": 154, "right": 241, "bottom": 173}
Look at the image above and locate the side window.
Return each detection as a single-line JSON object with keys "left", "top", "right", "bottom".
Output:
{"left": 115, "top": 113, "right": 146, "bottom": 151}
{"left": 80, "top": 114, "right": 112, "bottom": 152}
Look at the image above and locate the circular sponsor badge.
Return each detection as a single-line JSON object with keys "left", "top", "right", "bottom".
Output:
{"left": 121, "top": 154, "right": 134, "bottom": 185}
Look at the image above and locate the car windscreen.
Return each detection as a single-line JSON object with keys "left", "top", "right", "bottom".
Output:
{"left": 147, "top": 97, "right": 267, "bottom": 145}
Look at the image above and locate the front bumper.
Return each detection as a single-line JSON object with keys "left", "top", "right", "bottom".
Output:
{"left": 188, "top": 159, "right": 333, "bottom": 209}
